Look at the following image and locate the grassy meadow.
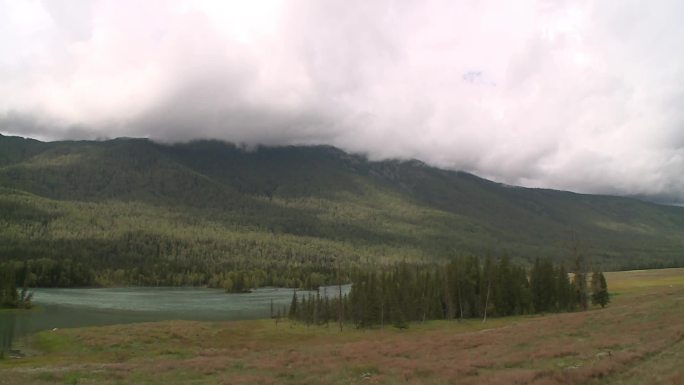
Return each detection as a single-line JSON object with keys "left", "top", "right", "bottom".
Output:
{"left": 1, "top": 268, "right": 683, "bottom": 385}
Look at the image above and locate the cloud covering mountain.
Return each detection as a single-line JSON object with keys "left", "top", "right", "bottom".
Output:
{"left": 1, "top": 0, "right": 683, "bottom": 202}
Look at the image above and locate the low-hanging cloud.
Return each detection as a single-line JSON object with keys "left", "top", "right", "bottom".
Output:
{"left": 1, "top": 0, "right": 683, "bottom": 202}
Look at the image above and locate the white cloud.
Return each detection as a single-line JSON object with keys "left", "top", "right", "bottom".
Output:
{"left": 1, "top": 0, "right": 683, "bottom": 201}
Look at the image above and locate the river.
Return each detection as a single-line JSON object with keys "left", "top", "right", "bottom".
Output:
{"left": 0, "top": 285, "right": 351, "bottom": 354}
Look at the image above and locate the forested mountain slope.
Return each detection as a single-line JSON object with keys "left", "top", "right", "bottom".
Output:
{"left": 1, "top": 133, "right": 682, "bottom": 287}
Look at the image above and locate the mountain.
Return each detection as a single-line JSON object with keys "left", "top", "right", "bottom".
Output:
{"left": 1, "top": 134, "right": 683, "bottom": 287}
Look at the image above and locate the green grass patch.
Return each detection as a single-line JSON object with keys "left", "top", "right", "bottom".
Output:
{"left": 33, "top": 331, "right": 77, "bottom": 354}
{"left": 62, "top": 371, "right": 84, "bottom": 385}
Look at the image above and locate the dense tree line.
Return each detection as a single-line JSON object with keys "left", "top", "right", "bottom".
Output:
{"left": 0, "top": 257, "right": 340, "bottom": 292}
{"left": 287, "top": 289, "right": 347, "bottom": 329}
{"left": 288, "top": 258, "right": 610, "bottom": 328}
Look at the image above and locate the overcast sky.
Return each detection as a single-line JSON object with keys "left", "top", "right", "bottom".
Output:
{"left": 1, "top": 0, "right": 683, "bottom": 202}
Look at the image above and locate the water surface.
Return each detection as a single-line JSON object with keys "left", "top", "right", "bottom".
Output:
{"left": 0, "top": 285, "right": 352, "bottom": 353}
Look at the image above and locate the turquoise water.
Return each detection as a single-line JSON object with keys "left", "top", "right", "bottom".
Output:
{"left": 0, "top": 285, "right": 351, "bottom": 353}
{"left": 1, "top": 286, "right": 350, "bottom": 353}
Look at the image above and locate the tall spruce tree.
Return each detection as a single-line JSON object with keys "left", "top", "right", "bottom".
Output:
{"left": 495, "top": 254, "right": 517, "bottom": 316}
{"left": 591, "top": 271, "right": 610, "bottom": 308}
{"left": 288, "top": 290, "right": 298, "bottom": 320}
{"left": 570, "top": 233, "right": 589, "bottom": 311}
{"left": 531, "top": 258, "right": 556, "bottom": 312}
{"left": 555, "top": 265, "right": 574, "bottom": 311}
{"left": 0, "top": 265, "right": 18, "bottom": 308}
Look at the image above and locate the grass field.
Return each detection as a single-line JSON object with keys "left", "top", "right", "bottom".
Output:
{"left": 1, "top": 268, "right": 683, "bottom": 385}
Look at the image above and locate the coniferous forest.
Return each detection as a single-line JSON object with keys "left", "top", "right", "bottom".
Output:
{"left": 1, "top": 134, "right": 683, "bottom": 295}
{"left": 288, "top": 258, "right": 608, "bottom": 328}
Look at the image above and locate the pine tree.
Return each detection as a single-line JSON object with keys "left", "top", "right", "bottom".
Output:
{"left": 337, "top": 273, "right": 344, "bottom": 332}
{"left": 0, "top": 265, "right": 19, "bottom": 308}
{"left": 495, "top": 254, "right": 517, "bottom": 316}
{"left": 570, "top": 232, "right": 589, "bottom": 311}
{"left": 531, "top": 258, "right": 556, "bottom": 313}
{"left": 555, "top": 265, "right": 573, "bottom": 311}
{"left": 288, "top": 290, "right": 298, "bottom": 320}
{"left": 530, "top": 258, "right": 542, "bottom": 311}
{"left": 591, "top": 272, "right": 610, "bottom": 308}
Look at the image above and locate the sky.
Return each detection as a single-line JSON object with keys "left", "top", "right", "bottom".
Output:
{"left": 1, "top": 0, "right": 683, "bottom": 203}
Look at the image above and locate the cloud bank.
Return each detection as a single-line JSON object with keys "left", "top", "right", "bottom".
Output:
{"left": 1, "top": 0, "right": 683, "bottom": 202}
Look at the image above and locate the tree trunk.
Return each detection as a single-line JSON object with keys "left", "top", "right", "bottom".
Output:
{"left": 338, "top": 280, "right": 343, "bottom": 332}
{"left": 482, "top": 278, "right": 491, "bottom": 322}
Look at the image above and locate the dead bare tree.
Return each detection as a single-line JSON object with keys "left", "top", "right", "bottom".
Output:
{"left": 482, "top": 255, "right": 494, "bottom": 323}
{"left": 337, "top": 266, "right": 344, "bottom": 332}
{"left": 483, "top": 275, "right": 492, "bottom": 322}
{"left": 571, "top": 231, "right": 589, "bottom": 311}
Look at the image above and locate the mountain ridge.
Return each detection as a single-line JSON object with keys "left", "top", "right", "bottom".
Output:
{"left": 1, "top": 134, "right": 683, "bottom": 286}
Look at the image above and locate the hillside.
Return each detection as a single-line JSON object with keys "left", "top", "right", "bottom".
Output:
{"left": 0, "top": 133, "right": 683, "bottom": 287}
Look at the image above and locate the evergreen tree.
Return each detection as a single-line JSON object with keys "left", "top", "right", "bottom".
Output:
{"left": 555, "top": 265, "right": 574, "bottom": 311}
{"left": 0, "top": 265, "right": 19, "bottom": 308}
{"left": 570, "top": 233, "right": 589, "bottom": 311}
{"left": 530, "top": 257, "right": 556, "bottom": 312}
{"left": 591, "top": 271, "right": 610, "bottom": 308}
{"left": 288, "top": 290, "right": 298, "bottom": 320}
{"left": 495, "top": 254, "right": 517, "bottom": 316}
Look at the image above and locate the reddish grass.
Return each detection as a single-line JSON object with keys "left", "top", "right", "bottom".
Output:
{"left": 2, "top": 268, "right": 683, "bottom": 385}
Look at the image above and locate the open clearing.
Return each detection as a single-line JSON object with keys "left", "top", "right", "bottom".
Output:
{"left": 1, "top": 268, "right": 683, "bottom": 385}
